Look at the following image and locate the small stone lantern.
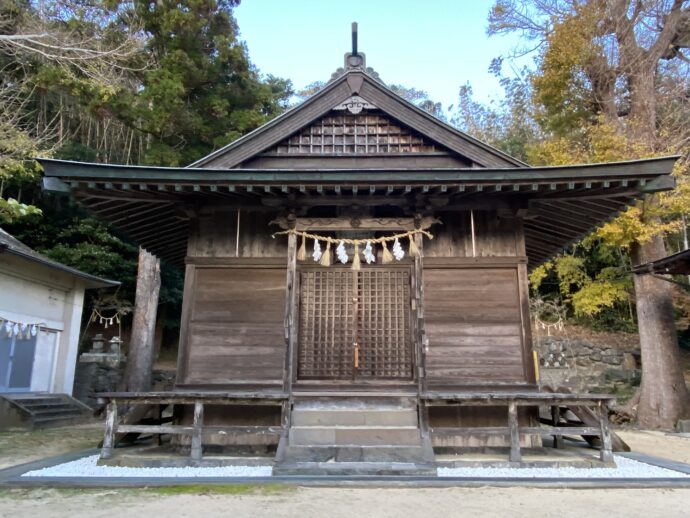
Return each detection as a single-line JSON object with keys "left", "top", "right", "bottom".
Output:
{"left": 91, "top": 333, "right": 106, "bottom": 353}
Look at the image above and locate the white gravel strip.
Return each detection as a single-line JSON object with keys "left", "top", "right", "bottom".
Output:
{"left": 438, "top": 456, "right": 690, "bottom": 478}
{"left": 22, "top": 455, "right": 273, "bottom": 478}
{"left": 20, "top": 454, "right": 690, "bottom": 479}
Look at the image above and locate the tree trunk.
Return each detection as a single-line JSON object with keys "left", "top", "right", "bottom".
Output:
{"left": 631, "top": 235, "right": 690, "bottom": 429}
{"left": 122, "top": 248, "right": 161, "bottom": 392}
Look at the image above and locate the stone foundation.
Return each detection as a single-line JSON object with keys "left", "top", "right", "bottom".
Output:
{"left": 534, "top": 336, "right": 641, "bottom": 397}
{"left": 73, "top": 360, "right": 175, "bottom": 408}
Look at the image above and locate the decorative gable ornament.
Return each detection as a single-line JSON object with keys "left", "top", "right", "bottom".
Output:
{"left": 333, "top": 95, "right": 377, "bottom": 114}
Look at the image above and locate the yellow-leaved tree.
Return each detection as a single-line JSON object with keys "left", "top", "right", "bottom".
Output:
{"left": 490, "top": 0, "right": 690, "bottom": 428}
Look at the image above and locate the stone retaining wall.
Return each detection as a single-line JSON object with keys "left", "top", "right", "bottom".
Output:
{"left": 534, "top": 336, "right": 641, "bottom": 397}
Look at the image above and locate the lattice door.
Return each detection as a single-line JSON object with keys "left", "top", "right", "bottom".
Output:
{"left": 298, "top": 268, "right": 413, "bottom": 381}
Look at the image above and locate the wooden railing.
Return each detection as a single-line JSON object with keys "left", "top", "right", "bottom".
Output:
{"left": 97, "top": 391, "right": 289, "bottom": 461}
{"left": 421, "top": 391, "right": 616, "bottom": 464}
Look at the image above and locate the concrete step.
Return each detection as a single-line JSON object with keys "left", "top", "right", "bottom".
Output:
{"left": 289, "top": 425, "right": 422, "bottom": 446}
{"left": 30, "top": 407, "right": 84, "bottom": 418}
{"left": 0, "top": 393, "right": 91, "bottom": 431}
{"left": 32, "top": 414, "right": 91, "bottom": 429}
{"left": 19, "top": 401, "right": 76, "bottom": 409}
{"left": 291, "top": 408, "right": 418, "bottom": 427}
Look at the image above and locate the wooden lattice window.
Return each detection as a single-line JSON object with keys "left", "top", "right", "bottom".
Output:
{"left": 298, "top": 268, "right": 413, "bottom": 381}
{"left": 269, "top": 111, "right": 441, "bottom": 155}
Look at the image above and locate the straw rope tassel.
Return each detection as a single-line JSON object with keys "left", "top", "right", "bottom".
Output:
{"left": 352, "top": 243, "right": 361, "bottom": 270}
{"left": 381, "top": 241, "right": 393, "bottom": 264}
{"left": 297, "top": 234, "right": 307, "bottom": 261}
{"left": 408, "top": 234, "right": 420, "bottom": 257}
{"left": 319, "top": 241, "right": 332, "bottom": 266}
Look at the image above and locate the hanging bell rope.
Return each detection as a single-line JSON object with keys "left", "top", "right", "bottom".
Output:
{"left": 273, "top": 228, "right": 433, "bottom": 270}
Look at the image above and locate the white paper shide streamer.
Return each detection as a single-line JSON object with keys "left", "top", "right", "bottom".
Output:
{"left": 363, "top": 241, "right": 376, "bottom": 264}
{"left": 336, "top": 241, "right": 349, "bottom": 264}
{"left": 392, "top": 238, "right": 405, "bottom": 261}
{"left": 1, "top": 318, "right": 41, "bottom": 340}
{"left": 312, "top": 239, "right": 322, "bottom": 262}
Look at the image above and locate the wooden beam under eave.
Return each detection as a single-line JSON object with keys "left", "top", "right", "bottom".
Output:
{"left": 524, "top": 242, "right": 552, "bottom": 258}
{"left": 524, "top": 239, "right": 559, "bottom": 258}
{"left": 535, "top": 201, "right": 611, "bottom": 224}
{"left": 531, "top": 206, "right": 602, "bottom": 231}
{"left": 116, "top": 212, "right": 183, "bottom": 234}
{"left": 90, "top": 200, "right": 153, "bottom": 218}
{"left": 524, "top": 221, "right": 582, "bottom": 241}
{"left": 138, "top": 230, "right": 189, "bottom": 251}
{"left": 527, "top": 216, "right": 590, "bottom": 237}
{"left": 126, "top": 220, "right": 187, "bottom": 241}
{"left": 524, "top": 225, "right": 581, "bottom": 245}
{"left": 83, "top": 197, "right": 128, "bottom": 210}
{"left": 559, "top": 199, "right": 620, "bottom": 219}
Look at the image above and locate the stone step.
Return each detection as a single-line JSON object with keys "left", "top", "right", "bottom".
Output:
{"left": 283, "top": 445, "right": 430, "bottom": 463}
{"left": 273, "top": 461, "right": 437, "bottom": 477}
{"left": 289, "top": 425, "right": 422, "bottom": 446}
{"left": 291, "top": 408, "right": 418, "bottom": 427}
{"left": 293, "top": 396, "right": 415, "bottom": 407}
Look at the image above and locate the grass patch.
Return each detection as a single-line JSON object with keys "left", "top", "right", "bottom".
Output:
{"left": 0, "top": 485, "right": 293, "bottom": 501}
{"left": 0, "top": 424, "right": 102, "bottom": 457}
{"left": 147, "top": 483, "right": 294, "bottom": 496}
{"left": 0, "top": 487, "right": 121, "bottom": 500}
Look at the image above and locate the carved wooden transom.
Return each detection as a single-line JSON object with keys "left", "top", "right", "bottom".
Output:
{"left": 264, "top": 110, "right": 445, "bottom": 155}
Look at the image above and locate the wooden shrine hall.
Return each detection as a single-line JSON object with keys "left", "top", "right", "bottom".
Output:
{"left": 40, "top": 38, "right": 677, "bottom": 474}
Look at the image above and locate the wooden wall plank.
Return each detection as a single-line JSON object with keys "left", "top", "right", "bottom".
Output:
{"left": 187, "top": 210, "right": 284, "bottom": 258}
{"left": 425, "top": 211, "right": 518, "bottom": 258}
{"left": 181, "top": 267, "right": 287, "bottom": 385}
{"left": 423, "top": 268, "right": 526, "bottom": 385}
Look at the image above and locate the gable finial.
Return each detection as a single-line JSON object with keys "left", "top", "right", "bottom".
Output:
{"left": 352, "top": 22, "right": 358, "bottom": 56}
{"left": 344, "top": 22, "right": 365, "bottom": 70}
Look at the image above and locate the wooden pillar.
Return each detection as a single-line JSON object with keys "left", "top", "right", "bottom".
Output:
{"left": 101, "top": 400, "right": 118, "bottom": 459}
{"left": 508, "top": 402, "right": 521, "bottom": 462}
{"left": 122, "top": 247, "right": 161, "bottom": 392}
{"left": 551, "top": 405, "right": 564, "bottom": 449}
{"left": 598, "top": 401, "right": 614, "bottom": 463}
{"left": 283, "top": 219, "right": 298, "bottom": 392}
{"left": 190, "top": 401, "right": 204, "bottom": 461}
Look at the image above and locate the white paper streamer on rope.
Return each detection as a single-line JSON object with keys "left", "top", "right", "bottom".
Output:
{"left": 336, "top": 241, "right": 349, "bottom": 264}
{"left": 363, "top": 241, "right": 376, "bottom": 264}
{"left": 273, "top": 229, "right": 434, "bottom": 270}
{"left": 536, "top": 317, "right": 565, "bottom": 337}
{"left": 0, "top": 317, "right": 43, "bottom": 340}
{"left": 312, "top": 239, "right": 323, "bottom": 262}
{"left": 392, "top": 238, "right": 405, "bottom": 261}
{"left": 90, "top": 309, "right": 122, "bottom": 329}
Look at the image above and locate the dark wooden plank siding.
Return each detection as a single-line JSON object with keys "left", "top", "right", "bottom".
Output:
{"left": 242, "top": 154, "right": 470, "bottom": 169}
{"left": 425, "top": 211, "right": 518, "bottom": 257}
{"left": 181, "top": 267, "right": 287, "bottom": 385}
{"left": 423, "top": 268, "right": 526, "bottom": 385}
{"left": 187, "top": 211, "right": 284, "bottom": 258}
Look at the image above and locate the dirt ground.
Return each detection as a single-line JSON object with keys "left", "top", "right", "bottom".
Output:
{"left": 617, "top": 429, "right": 690, "bottom": 464}
{"left": 0, "top": 486, "right": 689, "bottom": 518}
{"left": 0, "top": 424, "right": 689, "bottom": 517}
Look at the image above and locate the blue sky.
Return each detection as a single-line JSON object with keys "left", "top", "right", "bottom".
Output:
{"left": 234, "top": 0, "right": 532, "bottom": 113}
